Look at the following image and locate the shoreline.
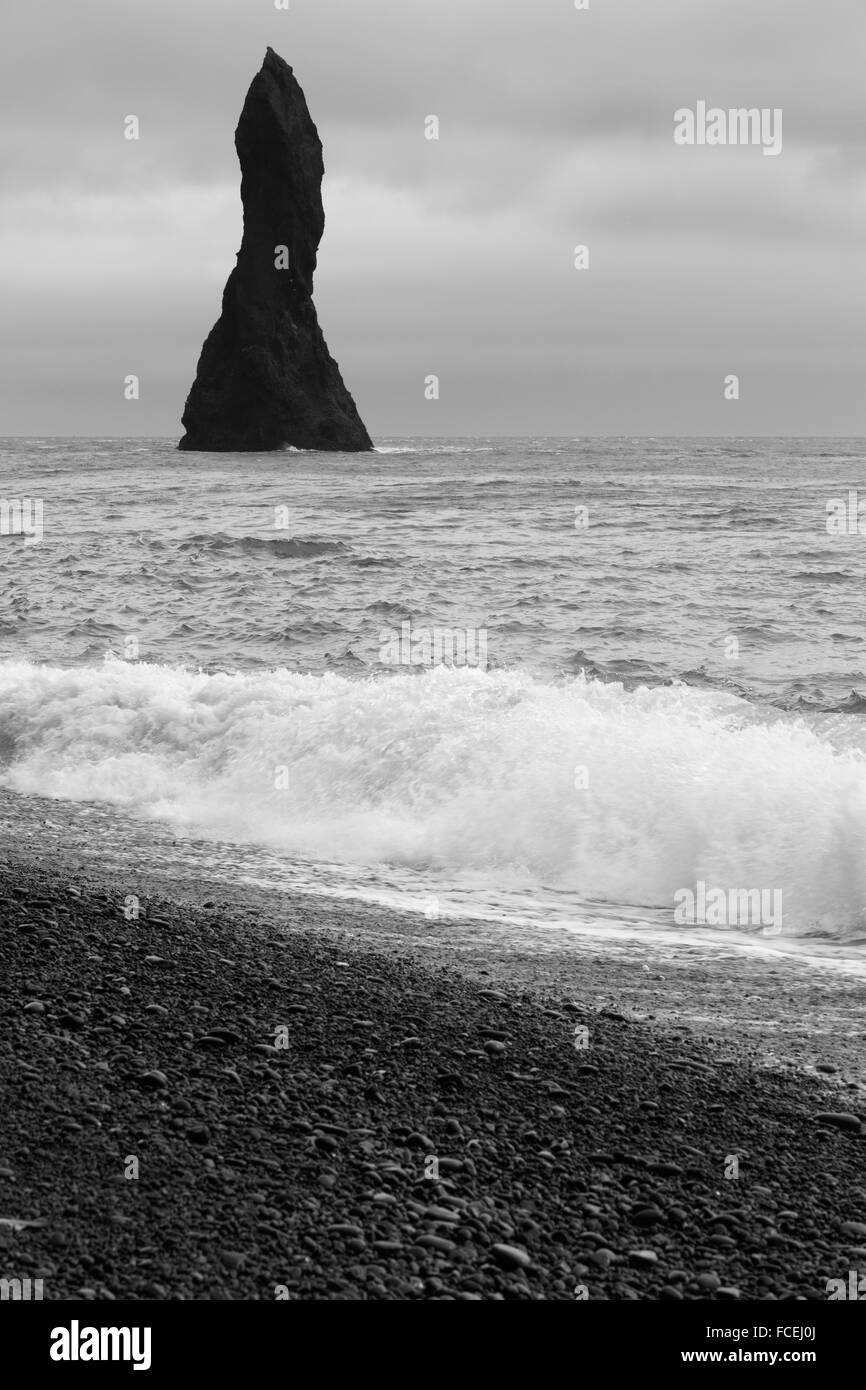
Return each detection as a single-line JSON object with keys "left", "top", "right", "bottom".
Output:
{"left": 1, "top": 842, "right": 865, "bottom": 1300}
{"left": 2, "top": 786, "right": 865, "bottom": 1090}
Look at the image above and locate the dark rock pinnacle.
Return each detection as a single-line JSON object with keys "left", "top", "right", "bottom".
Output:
{"left": 179, "top": 48, "right": 373, "bottom": 452}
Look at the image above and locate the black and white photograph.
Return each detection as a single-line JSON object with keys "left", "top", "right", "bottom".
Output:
{"left": 1, "top": 0, "right": 864, "bottom": 1366}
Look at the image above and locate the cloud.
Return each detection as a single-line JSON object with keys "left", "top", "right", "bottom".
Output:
{"left": 1, "top": 0, "right": 865, "bottom": 434}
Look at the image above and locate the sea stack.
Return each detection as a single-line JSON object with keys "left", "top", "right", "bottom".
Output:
{"left": 179, "top": 49, "right": 373, "bottom": 452}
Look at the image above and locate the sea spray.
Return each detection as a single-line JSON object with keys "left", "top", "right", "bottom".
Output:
{"left": 1, "top": 659, "right": 866, "bottom": 936}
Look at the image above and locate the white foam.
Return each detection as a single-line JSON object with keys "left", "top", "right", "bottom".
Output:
{"left": 2, "top": 659, "right": 866, "bottom": 937}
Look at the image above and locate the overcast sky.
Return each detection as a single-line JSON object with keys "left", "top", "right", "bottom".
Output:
{"left": 1, "top": 0, "right": 865, "bottom": 438}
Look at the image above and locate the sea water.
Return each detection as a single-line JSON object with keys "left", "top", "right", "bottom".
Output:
{"left": 2, "top": 435, "right": 866, "bottom": 948}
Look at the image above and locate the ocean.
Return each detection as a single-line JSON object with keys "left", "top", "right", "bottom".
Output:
{"left": 2, "top": 435, "right": 866, "bottom": 950}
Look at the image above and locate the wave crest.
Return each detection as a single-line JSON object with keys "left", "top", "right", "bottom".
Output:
{"left": 179, "top": 534, "right": 348, "bottom": 559}
{"left": 1, "top": 661, "right": 865, "bottom": 936}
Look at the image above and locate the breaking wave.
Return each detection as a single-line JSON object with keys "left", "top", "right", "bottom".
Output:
{"left": 0, "top": 658, "right": 861, "bottom": 939}
{"left": 1, "top": 660, "right": 866, "bottom": 937}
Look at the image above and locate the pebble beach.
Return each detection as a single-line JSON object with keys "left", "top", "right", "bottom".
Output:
{"left": 2, "top": 802, "right": 865, "bottom": 1302}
